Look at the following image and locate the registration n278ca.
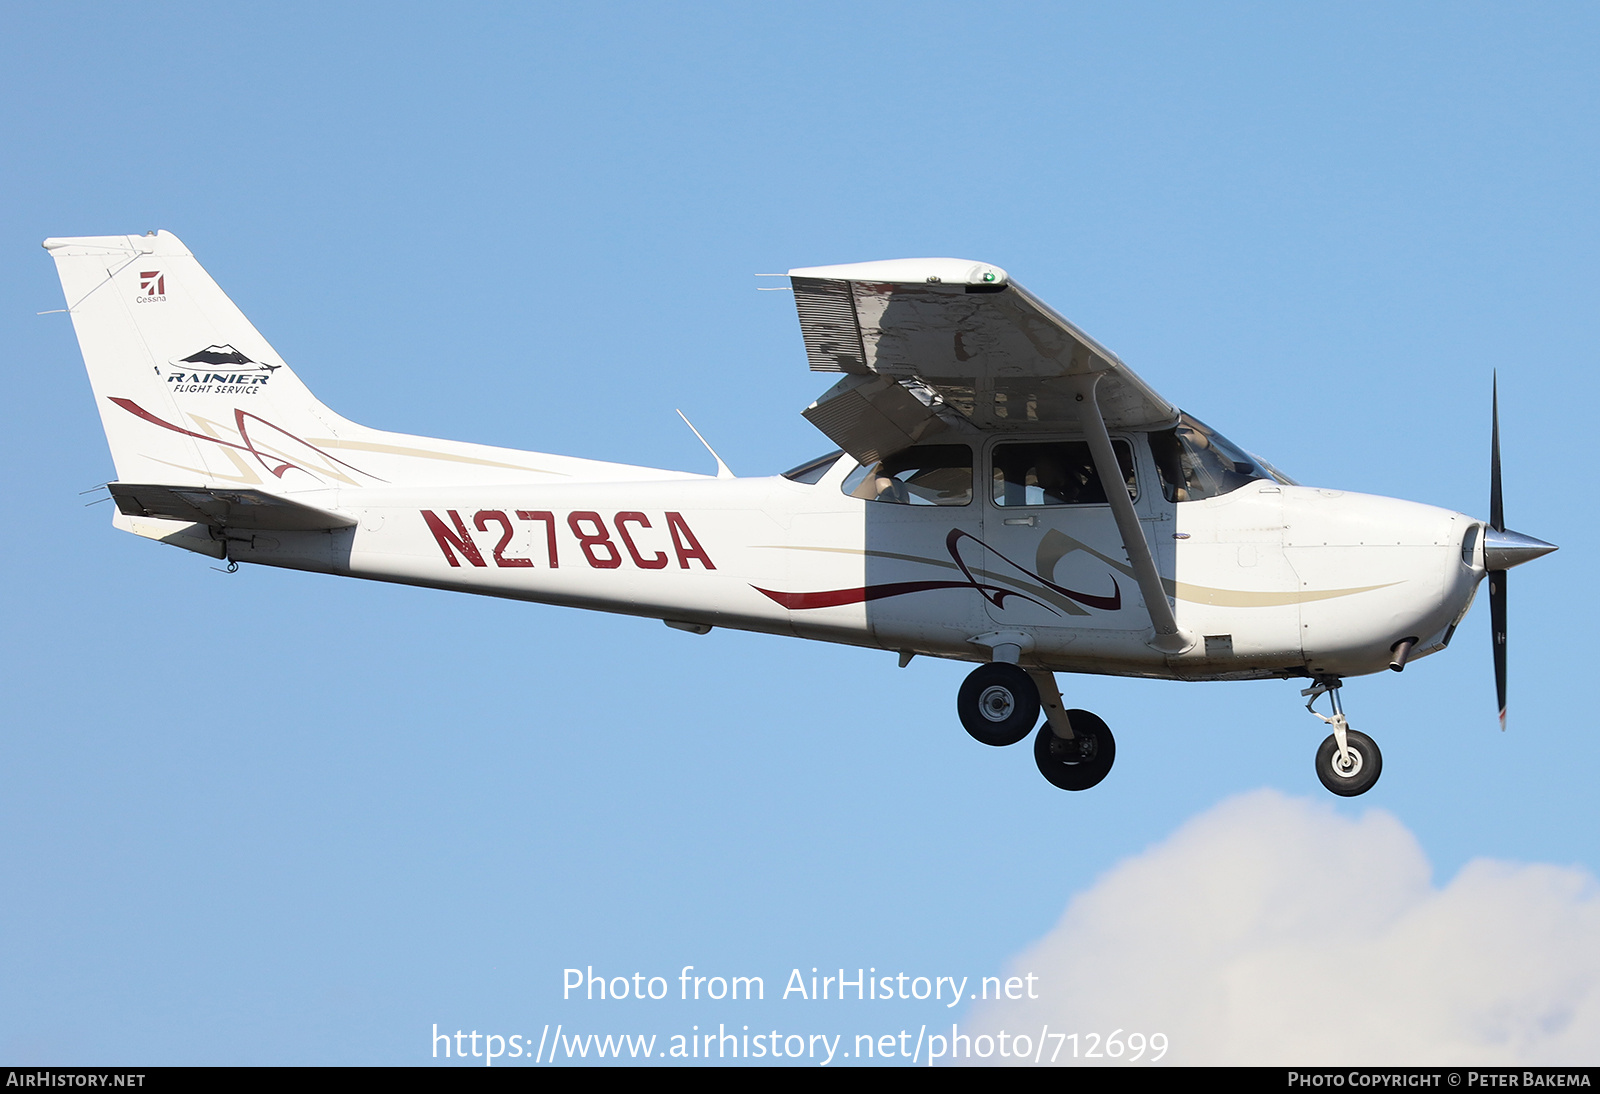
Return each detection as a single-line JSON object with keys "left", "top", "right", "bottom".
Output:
{"left": 44, "top": 234, "right": 1556, "bottom": 795}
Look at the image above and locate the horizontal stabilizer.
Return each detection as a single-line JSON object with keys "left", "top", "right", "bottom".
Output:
{"left": 108, "top": 484, "right": 355, "bottom": 531}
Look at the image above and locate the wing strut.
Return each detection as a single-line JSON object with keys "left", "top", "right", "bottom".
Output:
{"left": 1073, "top": 373, "right": 1194, "bottom": 654}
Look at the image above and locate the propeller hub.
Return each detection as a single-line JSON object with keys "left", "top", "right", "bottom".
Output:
{"left": 1482, "top": 527, "right": 1558, "bottom": 571}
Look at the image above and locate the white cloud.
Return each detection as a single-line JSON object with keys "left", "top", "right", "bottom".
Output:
{"left": 970, "top": 790, "right": 1600, "bottom": 1065}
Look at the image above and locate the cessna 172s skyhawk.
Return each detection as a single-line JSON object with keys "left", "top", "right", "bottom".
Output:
{"left": 45, "top": 232, "right": 1556, "bottom": 796}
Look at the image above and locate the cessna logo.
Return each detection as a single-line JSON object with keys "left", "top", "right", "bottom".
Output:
{"left": 135, "top": 271, "right": 166, "bottom": 303}
{"left": 158, "top": 344, "right": 281, "bottom": 395}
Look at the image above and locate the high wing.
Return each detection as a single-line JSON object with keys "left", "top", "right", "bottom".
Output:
{"left": 790, "top": 258, "right": 1178, "bottom": 463}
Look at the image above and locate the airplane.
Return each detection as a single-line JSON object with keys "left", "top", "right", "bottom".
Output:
{"left": 43, "top": 232, "right": 1557, "bottom": 797}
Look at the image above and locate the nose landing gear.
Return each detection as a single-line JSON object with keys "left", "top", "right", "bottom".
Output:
{"left": 1303, "top": 678, "right": 1383, "bottom": 796}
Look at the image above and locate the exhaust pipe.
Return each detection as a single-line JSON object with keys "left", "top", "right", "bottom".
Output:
{"left": 1389, "top": 637, "right": 1418, "bottom": 672}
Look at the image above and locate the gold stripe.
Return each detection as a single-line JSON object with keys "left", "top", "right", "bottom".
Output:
{"left": 306, "top": 438, "right": 565, "bottom": 475}
{"left": 1172, "top": 581, "right": 1399, "bottom": 607}
{"left": 753, "top": 544, "right": 1399, "bottom": 607}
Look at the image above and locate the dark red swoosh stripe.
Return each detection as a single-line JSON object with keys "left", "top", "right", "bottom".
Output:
{"left": 753, "top": 580, "right": 973, "bottom": 610}
{"left": 754, "top": 528, "right": 1125, "bottom": 615}
{"left": 946, "top": 527, "right": 1121, "bottom": 611}
{"left": 109, "top": 397, "right": 382, "bottom": 483}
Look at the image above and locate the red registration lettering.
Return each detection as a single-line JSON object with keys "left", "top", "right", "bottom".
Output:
{"left": 426, "top": 508, "right": 710, "bottom": 572}
{"left": 666, "top": 511, "right": 715, "bottom": 569}
{"left": 515, "top": 510, "right": 559, "bottom": 568}
{"left": 421, "top": 510, "right": 486, "bottom": 567}
{"left": 568, "top": 511, "right": 622, "bottom": 569}
{"left": 474, "top": 510, "right": 533, "bottom": 567}
{"left": 614, "top": 512, "right": 668, "bottom": 569}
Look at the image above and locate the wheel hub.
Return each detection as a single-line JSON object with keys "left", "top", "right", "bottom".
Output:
{"left": 978, "top": 685, "right": 1016, "bottom": 722}
{"left": 1048, "top": 733, "right": 1096, "bottom": 763}
{"left": 1331, "top": 747, "right": 1363, "bottom": 778}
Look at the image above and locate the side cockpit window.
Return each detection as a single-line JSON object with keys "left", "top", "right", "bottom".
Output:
{"left": 991, "top": 440, "right": 1137, "bottom": 506}
{"left": 1149, "top": 414, "right": 1279, "bottom": 502}
{"left": 842, "top": 444, "right": 973, "bottom": 505}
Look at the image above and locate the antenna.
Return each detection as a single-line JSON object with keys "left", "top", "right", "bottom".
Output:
{"left": 675, "top": 409, "right": 735, "bottom": 479}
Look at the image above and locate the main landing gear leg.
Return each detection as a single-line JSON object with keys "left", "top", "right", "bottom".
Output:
{"left": 1029, "top": 670, "right": 1075, "bottom": 743}
{"left": 955, "top": 659, "right": 1118, "bottom": 791}
{"left": 1303, "top": 677, "right": 1383, "bottom": 796}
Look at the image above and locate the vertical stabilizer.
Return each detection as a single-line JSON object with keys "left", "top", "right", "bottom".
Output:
{"left": 46, "top": 231, "right": 705, "bottom": 501}
{"left": 44, "top": 231, "right": 378, "bottom": 492}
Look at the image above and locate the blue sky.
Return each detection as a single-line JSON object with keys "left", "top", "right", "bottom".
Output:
{"left": 2, "top": 4, "right": 1596, "bottom": 1065}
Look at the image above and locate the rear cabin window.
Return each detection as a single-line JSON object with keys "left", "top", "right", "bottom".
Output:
{"left": 990, "top": 440, "right": 1137, "bottom": 506}
{"left": 842, "top": 444, "right": 973, "bottom": 505}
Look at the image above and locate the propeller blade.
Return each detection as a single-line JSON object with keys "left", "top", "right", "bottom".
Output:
{"left": 1491, "top": 374, "right": 1506, "bottom": 727}
{"left": 1490, "top": 373, "right": 1504, "bottom": 533}
{"left": 1490, "top": 568, "right": 1507, "bottom": 729}
{"left": 1484, "top": 376, "right": 1556, "bottom": 730}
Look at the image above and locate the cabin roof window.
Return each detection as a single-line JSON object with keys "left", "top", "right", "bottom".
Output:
{"left": 842, "top": 444, "right": 973, "bottom": 505}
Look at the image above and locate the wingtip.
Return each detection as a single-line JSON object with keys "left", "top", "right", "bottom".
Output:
{"left": 786, "top": 258, "right": 1009, "bottom": 287}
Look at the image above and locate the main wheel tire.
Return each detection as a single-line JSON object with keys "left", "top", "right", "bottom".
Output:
{"left": 957, "top": 663, "right": 1040, "bottom": 746}
{"left": 1315, "top": 729, "right": 1383, "bottom": 796}
{"left": 1033, "top": 710, "right": 1116, "bottom": 791}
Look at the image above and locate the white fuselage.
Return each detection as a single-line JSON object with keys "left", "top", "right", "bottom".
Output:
{"left": 217, "top": 442, "right": 1482, "bottom": 684}
{"left": 44, "top": 232, "right": 1484, "bottom": 689}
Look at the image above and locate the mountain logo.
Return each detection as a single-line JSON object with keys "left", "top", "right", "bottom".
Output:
{"left": 170, "top": 345, "right": 280, "bottom": 372}
{"left": 157, "top": 345, "right": 282, "bottom": 394}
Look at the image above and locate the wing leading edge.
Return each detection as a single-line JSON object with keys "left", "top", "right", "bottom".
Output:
{"left": 790, "top": 258, "right": 1178, "bottom": 463}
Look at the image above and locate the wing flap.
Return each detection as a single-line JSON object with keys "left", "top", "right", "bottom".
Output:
{"left": 801, "top": 374, "right": 967, "bottom": 465}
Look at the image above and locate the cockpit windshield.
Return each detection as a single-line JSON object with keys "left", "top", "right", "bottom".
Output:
{"left": 1148, "top": 414, "right": 1291, "bottom": 502}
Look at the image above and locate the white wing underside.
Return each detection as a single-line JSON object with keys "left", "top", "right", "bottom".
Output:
{"left": 790, "top": 258, "right": 1178, "bottom": 463}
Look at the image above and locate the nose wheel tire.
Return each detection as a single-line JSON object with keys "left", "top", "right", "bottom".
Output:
{"left": 1315, "top": 729, "right": 1382, "bottom": 796}
{"left": 1033, "top": 710, "right": 1116, "bottom": 791}
{"left": 957, "top": 663, "right": 1040, "bottom": 746}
